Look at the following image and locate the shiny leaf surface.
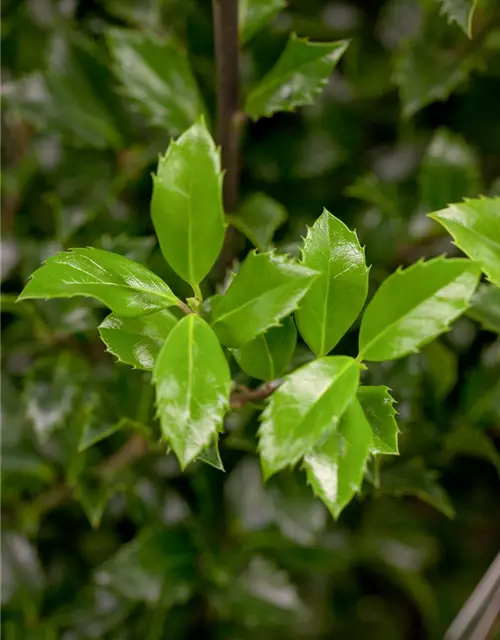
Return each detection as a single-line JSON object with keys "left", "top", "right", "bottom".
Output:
{"left": 359, "top": 257, "right": 480, "bottom": 361}
{"left": 357, "top": 386, "right": 399, "bottom": 455}
{"left": 245, "top": 35, "right": 349, "bottom": 120}
{"left": 429, "top": 197, "right": 500, "bottom": 287}
{"left": 153, "top": 315, "right": 231, "bottom": 468}
{"left": 151, "top": 118, "right": 225, "bottom": 285}
{"left": 99, "top": 309, "right": 178, "bottom": 370}
{"left": 295, "top": 209, "right": 369, "bottom": 356}
{"left": 227, "top": 193, "right": 288, "bottom": 250}
{"left": 232, "top": 316, "right": 297, "bottom": 381}
{"left": 211, "top": 252, "right": 317, "bottom": 348}
{"left": 18, "top": 248, "right": 179, "bottom": 316}
{"left": 107, "top": 29, "right": 203, "bottom": 133}
{"left": 239, "top": 0, "right": 286, "bottom": 44}
{"left": 466, "top": 283, "right": 500, "bottom": 333}
{"left": 304, "top": 397, "right": 373, "bottom": 519}
{"left": 259, "top": 356, "right": 361, "bottom": 478}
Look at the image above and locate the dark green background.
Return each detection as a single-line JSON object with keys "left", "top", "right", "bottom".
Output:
{"left": 2, "top": 0, "right": 500, "bottom": 638}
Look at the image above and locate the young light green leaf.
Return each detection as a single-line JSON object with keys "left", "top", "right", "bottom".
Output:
{"left": 151, "top": 118, "right": 225, "bottom": 287}
{"left": 258, "top": 356, "right": 361, "bottom": 478}
{"left": 106, "top": 29, "right": 203, "bottom": 134}
{"left": 358, "top": 257, "right": 480, "bottom": 362}
{"left": 245, "top": 35, "right": 349, "bottom": 120}
{"left": 227, "top": 193, "right": 288, "bottom": 250}
{"left": 466, "top": 283, "right": 500, "bottom": 334}
{"left": 304, "top": 397, "right": 373, "bottom": 519}
{"left": 437, "top": 0, "right": 479, "bottom": 37}
{"left": 418, "top": 128, "right": 481, "bottom": 212}
{"left": 429, "top": 197, "right": 500, "bottom": 287}
{"left": 295, "top": 209, "right": 369, "bottom": 356}
{"left": 153, "top": 315, "right": 231, "bottom": 469}
{"left": 357, "top": 386, "right": 399, "bottom": 455}
{"left": 99, "top": 310, "right": 178, "bottom": 370}
{"left": 211, "top": 252, "right": 317, "bottom": 348}
{"left": 239, "top": 0, "right": 286, "bottom": 44}
{"left": 232, "top": 316, "right": 297, "bottom": 381}
{"left": 18, "top": 248, "right": 179, "bottom": 317}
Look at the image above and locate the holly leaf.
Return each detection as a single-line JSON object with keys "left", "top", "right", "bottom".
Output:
{"left": 429, "top": 197, "right": 500, "bottom": 287}
{"left": 418, "top": 128, "right": 481, "bottom": 212}
{"left": 304, "top": 397, "right": 373, "bottom": 519}
{"left": 239, "top": 0, "right": 286, "bottom": 44}
{"left": 153, "top": 315, "right": 231, "bottom": 469}
{"left": 357, "top": 386, "right": 399, "bottom": 455}
{"left": 245, "top": 35, "right": 349, "bottom": 120}
{"left": 211, "top": 251, "right": 317, "bottom": 348}
{"left": 466, "top": 283, "right": 500, "bottom": 334}
{"left": 258, "top": 356, "right": 360, "bottom": 478}
{"left": 106, "top": 29, "right": 203, "bottom": 134}
{"left": 151, "top": 118, "right": 225, "bottom": 286}
{"left": 233, "top": 316, "right": 297, "bottom": 381}
{"left": 227, "top": 193, "right": 288, "bottom": 250}
{"left": 99, "top": 309, "right": 178, "bottom": 370}
{"left": 436, "top": 0, "right": 479, "bottom": 37}
{"left": 295, "top": 209, "right": 369, "bottom": 356}
{"left": 18, "top": 248, "right": 179, "bottom": 317}
{"left": 359, "top": 257, "right": 480, "bottom": 362}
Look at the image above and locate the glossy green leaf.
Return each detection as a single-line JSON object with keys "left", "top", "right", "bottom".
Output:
{"left": 418, "top": 128, "right": 481, "bottom": 212}
{"left": 153, "top": 314, "right": 231, "bottom": 468}
{"left": 233, "top": 316, "right": 297, "bottom": 381}
{"left": 394, "top": 37, "right": 481, "bottom": 117}
{"left": 304, "top": 397, "right": 373, "bottom": 518}
{"left": 466, "top": 283, "right": 500, "bottom": 333}
{"left": 437, "top": 0, "right": 479, "bottom": 37}
{"left": 18, "top": 248, "right": 179, "bottom": 317}
{"left": 94, "top": 527, "right": 196, "bottom": 604}
{"left": 359, "top": 257, "right": 480, "bottom": 362}
{"left": 295, "top": 209, "right": 369, "bottom": 356}
{"left": 245, "top": 35, "right": 349, "bottom": 120}
{"left": 239, "top": 0, "right": 286, "bottom": 44}
{"left": 357, "top": 386, "right": 399, "bottom": 455}
{"left": 379, "top": 459, "right": 455, "bottom": 518}
{"left": 151, "top": 118, "right": 225, "bottom": 286}
{"left": 227, "top": 193, "right": 288, "bottom": 250}
{"left": 99, "top": 309, "right": 178, "bottom": 370}
{"left": 429, "top": 197, "right": 500, "bottom": 287}
{"left": 107, "top": 29, "right": 203, "bottom": 134}
{"left": 211, "top": 251, "right": 317, "bottom": 348}
{"left": 258, "top": 356, "right": 361, "bottom": 478}
{"left": 445, "top": 426, "right": 500, "bottom": 477}
{"left": 197, "top": 439, "right": 225, "bottom": 471}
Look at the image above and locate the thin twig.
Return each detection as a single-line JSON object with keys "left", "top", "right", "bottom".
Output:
{"left": 230, "top": 380, "right": 281, "bottom": 408}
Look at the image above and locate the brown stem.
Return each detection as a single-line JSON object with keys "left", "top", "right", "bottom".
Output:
{"left": 230, "top": 380, "right": 281, "bottom": 408}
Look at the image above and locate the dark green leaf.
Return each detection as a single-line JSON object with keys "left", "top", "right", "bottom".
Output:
{"left": 429, "top": 197, "right": 500, "bottom": 287}
{"left": 1, "top": 532, "right": 44, "bottom": 608}
{"left": 94, "top": 527, "right": 196, "bottom": 604}
{"left": 357, "top": 386, "right": 399, "bottom": 455}
{"left": 445, "top": 425, "right": 500, "bottom": 476}
{"left": 151, "top": 118, "right": 225, "bottom": 286}
{"left": 153, "top": 314, "right": 231, "bottom": 468}
{"left": 245, "top": 35, "right": 349, "bottom": 120}
{"left": 106, "top": 29, "right": 203, "bottom": 133}
{"left": 379, "top": 459, "right": 455, "bottom": 518}
{"left": 99, "top": 309, "right": 178, "bottom": 370}
{"left": 18, "top": 248, "right": 179, "bottom": 316}
{"left": 304, "top": 397, "right": 373, "bottom": 518}
{"left": 227, "top": 193, "right": 288, "bottom": 250}
{"left": 422, "top": 340, "right": 458, "bottom": 399}
{"left": 418, "top": 128, "right": 481, "bottom": 211}
{"left": 232, "top": 316, "right": 297, "bottom": 381}
{"left": 197, "top": 438, "right": 225, "bottom": 471}
{"left": 239, "top": 0, "right": 286, "bottom": 44}
{"left": 466, "top": 283, "right": 500, "bottom": 333}
{"left": 259, "top": 356, "right": 361, "bottom": 478}
{"left": 295, "top": 209, "right": 369, "bottom": 356}
{"left": 211, "top": 252, "right": 317, "bottom": 348}
{"left": 437, "top": 0, "right": 478, "bottom": 36}
{"left": 359, "top": 257, "right": 480, "bottom": 362}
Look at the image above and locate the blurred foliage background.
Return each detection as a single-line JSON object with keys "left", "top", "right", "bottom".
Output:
{"left": 1, "top": 0, "right": 500, "bottom": 638}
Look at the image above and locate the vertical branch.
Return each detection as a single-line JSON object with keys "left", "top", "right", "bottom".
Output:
{"left": 212, "top": 0, "right": 240, "bottom": 214}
